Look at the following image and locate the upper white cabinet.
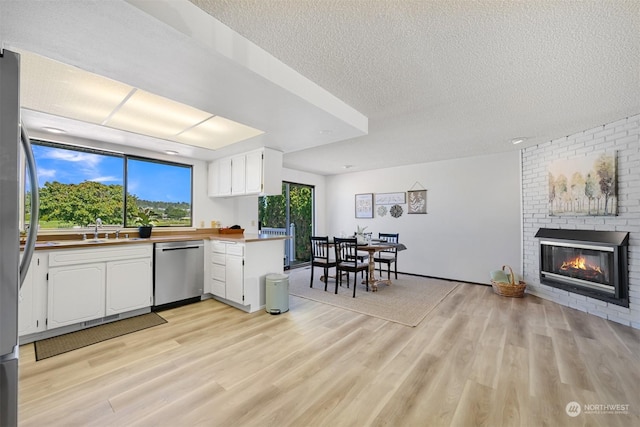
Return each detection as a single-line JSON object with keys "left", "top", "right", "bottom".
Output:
{"left": 245, "top": 149, "right": 263, "bottom": 194}
{"left": 231, "top": 154, "right": 246, "bottom": 195}
{"left": 217, "top": 157, "right": 232, "bottom": 196}
{"left": 208, "top": 148, "right": 283, "bottom": 197}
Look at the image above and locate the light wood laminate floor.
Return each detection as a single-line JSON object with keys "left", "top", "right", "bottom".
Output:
{"left": 18, "top": 279, "right": 640, "bottom": 426}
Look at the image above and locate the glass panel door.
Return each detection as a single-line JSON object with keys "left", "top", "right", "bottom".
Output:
{"left": 259, "top": 182, "right": 313, "bottom": 268}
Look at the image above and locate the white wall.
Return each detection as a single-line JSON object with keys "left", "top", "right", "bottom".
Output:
{"left": 325, "top": 151, "right": 522, "bottom": 284}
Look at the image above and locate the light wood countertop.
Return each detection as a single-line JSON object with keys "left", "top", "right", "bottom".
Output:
{"left": 22, "top": 229, "right": 288, "bottom": 251}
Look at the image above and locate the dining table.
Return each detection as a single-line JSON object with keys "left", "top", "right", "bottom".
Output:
{"left": 319, "top": 238, "right": 406, "bottom": 291}
{"left": 358, "top": 240, "right": 407, "bottom": 291}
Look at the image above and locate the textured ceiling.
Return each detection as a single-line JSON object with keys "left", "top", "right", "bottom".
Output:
{"left": 190, "top": 0, "right": 640, "bottom": 174}
{"left": 3, "top": 1, "right": 639, "bottom": 176}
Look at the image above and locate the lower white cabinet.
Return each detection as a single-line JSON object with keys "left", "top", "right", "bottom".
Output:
{"left": 106, "top": 258, "right": 152, "bottom": 315}
{"left": 19, "top": 252, "right": 48, "bottom": 336}
{"left": 225, "top": 248, "right": 244, "bottom": 305}
{"left": 47, "top": 245, "right": 153, "bottom": 329}
{"left": 210, "top": 238, "right": 284, "bottom": 312}
{"left": 211, "top": 251, "right": 226, "bottom": 298}
{"left": 211, "top": 241, "right": 244, "bottom": 304}
{"left": 48, "top": 263, "right": 106, "bottom": 329}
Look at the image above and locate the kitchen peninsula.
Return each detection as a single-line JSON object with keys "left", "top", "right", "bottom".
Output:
{"left": 19, "top": 230, "right": 289, "bottom": 344}
{"left": 209, "top": 233, "right": 288, "bottom": 313}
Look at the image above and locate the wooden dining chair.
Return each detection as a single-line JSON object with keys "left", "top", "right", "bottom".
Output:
{"left": 309, "top": 236, "right": 337, "bottom": 291}
{"left": 350, "top": 232, "right": 371, "bottom": 277}
{"left": 374, "top": 233, "right": 399, "bottom": 279}
{"left": 334, "top": 237, "right": 369, "bottom": 297}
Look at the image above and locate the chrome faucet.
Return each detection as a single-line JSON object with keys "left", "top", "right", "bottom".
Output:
{"left": 94, "top": 217, "right": 102, "bottom": 239}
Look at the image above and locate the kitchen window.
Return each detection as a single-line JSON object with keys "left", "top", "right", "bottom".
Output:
{"left": 25, "top": 140, "right": 192, "bottom": 229}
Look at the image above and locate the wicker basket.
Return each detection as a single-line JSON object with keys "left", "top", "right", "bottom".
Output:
{"left": 491, "top": 265, "right": 526, "bottom": 298}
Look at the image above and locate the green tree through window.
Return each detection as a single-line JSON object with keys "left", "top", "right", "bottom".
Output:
{"left": 26, "top": 140, "right": 192, "bottom": 229}
{"left": 259, "top": 182, "right": 313, "bottom": 267}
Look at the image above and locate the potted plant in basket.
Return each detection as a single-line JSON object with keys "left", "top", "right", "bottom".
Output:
{"left": 134, "top": 207, "right": 157, "bottom": 238}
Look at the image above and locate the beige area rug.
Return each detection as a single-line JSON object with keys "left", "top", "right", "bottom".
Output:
{"left": 34, "top": 313, "right": 167, "bottom": 361}
{"left": 288, "top": 267, "right": 460, "bottom": 327}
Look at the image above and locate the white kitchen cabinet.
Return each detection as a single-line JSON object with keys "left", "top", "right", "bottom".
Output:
{"left": 245, "top": 149, "right": 263, "bottom": 194}
{"left": 225, "top": 244, "right": 244, "bottom": 305}
{"left": 208, "top": 157, "right": 232, "bottom": 197}
{"left": 207, "top": 160, "right": 220, "bottom": 197}
{"left": 48, "top": 263, "right": 106, "bottom": 328}
{"left": 210, "top": 241, "right": 244, "bottom": 303}
{"left": 210, "top": 238, "right": 284, "bottom": 313}
{"left": 106, "top": 258, "right": 152, "bottom": 315}
{"left": 231, "top": 154, "right": 246, "bottom": 195}
{"left": 19, "top": 252, "right": 48, "bottom": 337}
{"left": 207, "top": 148, "right": 282, "bottom": 198}
{"left": 211, "top": 251, "right": 226, "bottom": 298}
{"left": 218, "top": 157, "right": 232, "bottom": 196}
{"left": 47, "top": 245, "right": 153, "bottom": 329}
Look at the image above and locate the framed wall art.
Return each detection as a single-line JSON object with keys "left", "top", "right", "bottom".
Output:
{"left": 355, "top": 193, "right": 374, "bottom": 218}
{"left": 408, "top": 190, "right": 427, "bottom": 214}
{"left": 548, "top": 152, "right": 617, "bottom": 216}
{"left": 374, "top": 192, "right": 406, "bottom": 205}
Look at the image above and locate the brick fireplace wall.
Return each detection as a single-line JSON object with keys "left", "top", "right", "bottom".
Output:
{"left": 522, "top": 114, "right": 640, "bottom": 328}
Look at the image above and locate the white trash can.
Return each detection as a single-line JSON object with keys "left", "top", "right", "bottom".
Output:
{"left": 265, "top": 273, "right": 289, "bottom": 314}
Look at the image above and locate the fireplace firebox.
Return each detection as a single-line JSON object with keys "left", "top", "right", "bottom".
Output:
{"left": 535, "top": 228, "right": 629, "bottom": 307}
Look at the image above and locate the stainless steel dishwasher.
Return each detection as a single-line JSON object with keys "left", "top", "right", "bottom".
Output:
{"left": 153, "top": 240, "right": 204, "bottom": 309}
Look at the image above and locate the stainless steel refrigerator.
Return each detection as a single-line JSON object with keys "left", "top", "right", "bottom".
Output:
{"left": 0, "top": 49, "right": 39, "bottom": 427}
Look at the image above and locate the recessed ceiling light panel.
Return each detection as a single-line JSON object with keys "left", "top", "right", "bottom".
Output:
{"left": 18, "top": 50, "right": 265, "bottom": 152}
{"left": 41, "top": 126, "right": 66, "bottom": 134}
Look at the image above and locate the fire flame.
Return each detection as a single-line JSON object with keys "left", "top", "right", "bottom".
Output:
{"left": 560, "top": 256, "right": 603, "bottom": 274}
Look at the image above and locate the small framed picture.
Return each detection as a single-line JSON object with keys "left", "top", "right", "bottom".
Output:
{"left": 374, "top": 192, "right": 406, "bottom": 205}
{"left": 408, "top": 190, "right": 427, "bottom": 214}
{"left": 355, "top": 193, "right": 374, "bottom": 218}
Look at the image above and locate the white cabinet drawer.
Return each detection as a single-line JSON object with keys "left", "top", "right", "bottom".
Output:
{"left": 211, "top": 253, "right": 226, "bottom": 265}
{"left": 212, "top": 263, "right": 225, "bottom": 281}
{"left": 211, "top": 241, "right": 227, "bottom": 254}
{"left": 211, "top": 279, "right": 225, "bottom": 298}
{"left": 226, "top": 244, "right": 244, "bottom": 256}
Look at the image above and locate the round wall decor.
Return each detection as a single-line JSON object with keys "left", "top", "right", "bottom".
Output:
{"left": 377, "top": 205, "right": 388, "bottom": 217}
{"left": 390, "top": 204, "right": 403, "bottom": 218}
